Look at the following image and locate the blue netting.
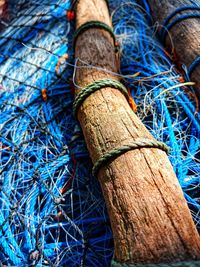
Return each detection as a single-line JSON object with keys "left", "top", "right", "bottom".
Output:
{"left": 0, "top": 0, "right": 199, "bottom": 266}
{"left": 0, "top": 1, "right": 112, "bottom": 266}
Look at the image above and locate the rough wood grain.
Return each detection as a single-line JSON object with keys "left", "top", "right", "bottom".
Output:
{"left": 148, "top": 0, "right": 200, "bottom": 101}
{"left": 0, "top": 0, "right": 8, "bottom": 31}
{"left": 74, "top": 0, "right": 200, "bottom": 264}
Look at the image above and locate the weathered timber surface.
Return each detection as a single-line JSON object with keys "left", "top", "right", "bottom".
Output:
{"left": 0, "top": 0, "right": 8, "bottom": 31}
{"left": 0, "top": 0, "right": 7, "bottom": 17}
{"left": 148, "top": 0, "right": 200, "bottom": 100}
{"left": 74, "top": 0, "right": 200, "bottom": 264}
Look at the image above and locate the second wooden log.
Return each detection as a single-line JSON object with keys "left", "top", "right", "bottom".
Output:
{"left": 147, "top": 0, "right": 200, "bottom": 101}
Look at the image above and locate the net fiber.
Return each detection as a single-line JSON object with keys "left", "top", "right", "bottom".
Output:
{"left": 0, "top": 1, "right": 112, "bottom": 266}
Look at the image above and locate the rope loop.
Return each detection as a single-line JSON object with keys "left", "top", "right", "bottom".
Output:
{"left": 73, "top": 20, "right": 116, "bottom": 49}
{"left": 188, "top": 56, "right": 200, "bottom": 77}
{"left": 111, "top": 259, "right": 200, "bottom": 267}
{"left": 92, "top": 138, "right": 169, "bottom": 177}
{"left": 160, "top": 6, "right": 200, "bottom": 43}
{"left": 73, "top": 79, "right": 129, "bottom": 118}
{"left": 71, "top": 0, "right": 109, "bottom": 10}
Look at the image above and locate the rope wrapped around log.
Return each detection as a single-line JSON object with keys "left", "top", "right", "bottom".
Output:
{"left": 146, "top": 0, "right": 200, "bottom": 100}
{"left": 112, "top": 260, "right": 200, "bottom": 267}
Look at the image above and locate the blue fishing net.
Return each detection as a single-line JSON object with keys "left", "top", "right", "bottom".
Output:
{"left": 0, "top": 1, "right": 112, "bottom": 266}
{"left": 0, "top": 0, "right": 199, "bottom": 266}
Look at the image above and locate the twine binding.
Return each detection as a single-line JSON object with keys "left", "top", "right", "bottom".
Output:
{"left": 112, "top": 259, "right": 200, "bottom": 267}
{"left": 73, "top": 20, "right": 116, "bottom": 49}
{"left": 92, "top": 139, "right": 169, "bottom": 176}
{"left": 73, "top": 79, "right": 129, "bottom": 118}
{"left": 188, "top": 56, "right": 200, "bottom": 77}
{"left": 160, "top": 6, "right": 200, "bottom": 43}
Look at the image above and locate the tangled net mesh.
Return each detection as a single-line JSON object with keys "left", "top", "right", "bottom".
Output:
{"left": 0, "top": 0, "right": 199, "bottom": 266}
{"left": 0, "top": 1, "right": 112, "bottom": 266}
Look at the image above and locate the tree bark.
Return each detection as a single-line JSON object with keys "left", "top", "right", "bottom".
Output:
{"left": 0, "top": 0, "right": 6, "bottom": 14}
{"left": 0, "top": 0, "right": 8, "bottom": 31}
{"left": 147, "top": 0, "right": 200, "bottom": 101}
{"left": 74, "top": 0, "right": 200, "bottom": 264}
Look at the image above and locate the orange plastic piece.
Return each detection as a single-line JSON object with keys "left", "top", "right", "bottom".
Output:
{"left": 55, "top": 53, "right": 69, "bottom": 76}
{"left": 41, "top": 89, "right": 47, "bottom": 102}
{"left": 128, "top": 87, "right": 137, "bottom": 112}
{"left": 67, "top": 10, "right": 75, "bottom": 21}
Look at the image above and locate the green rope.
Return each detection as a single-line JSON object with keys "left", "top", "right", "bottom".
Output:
{"left": 72, "top": 0, "right": 109, "bottom": 11}
{"left": 111, "top": 259, "right": 200, "bottom": 267}
{"left": 73, "top": 79, "right": 129, "bottom": 118}
{"left": 92, "top": 139, "right": 169, "bottom": 176}
{"left": 73, "top": 20, "right": 116, "bottom": 48}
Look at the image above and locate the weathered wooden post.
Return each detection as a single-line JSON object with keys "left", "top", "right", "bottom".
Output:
{"left": 147, "top": 0, "right": 200, "bottom": 101}
{"left": 73, "top": 0, "right": 200, "bottom": 265}
{"left": 0, "top": 0, "right": 8, "bottom": 20}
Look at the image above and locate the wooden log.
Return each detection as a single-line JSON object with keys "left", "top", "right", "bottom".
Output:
{"left": 0, "top": 0, "right": 6, "bottom": 14}
{"left": 0, "top": 0, "right": 8, "bottom": 31}
{"left": 147, "top": 0, "right": 200, "bottom": 101}
{"left": 0, "top": 0, "right": 7, "bottom": 18}
{"left": 74, "top": 0, "right": 200, "bottom": 264}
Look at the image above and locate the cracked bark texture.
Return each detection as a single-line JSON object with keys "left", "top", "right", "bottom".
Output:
{"left": 0, "top": 0, "right": 8, "bottom": 22}
{"left": 148, "top": 0, "right": 200, "bottom": 100}
{"left": 74, "top": 0, "right": 200, "bottom": 264}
